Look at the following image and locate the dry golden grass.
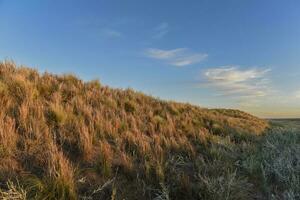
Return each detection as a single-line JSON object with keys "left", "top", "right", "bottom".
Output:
{"left": 0, "top": 61, "right": 270, "bottom": 199}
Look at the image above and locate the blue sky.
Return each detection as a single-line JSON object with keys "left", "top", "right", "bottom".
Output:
{"left": 0, "top": 0, "right": 300, "bottom": 118}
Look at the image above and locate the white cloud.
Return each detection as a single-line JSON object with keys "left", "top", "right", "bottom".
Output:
{"left": 145, "top": 48, "right": 208, "bottom": 67}
{"left": 202, "top": 66, "right": 271, "bottom": 98}
{"left": 171, "top": 54, "right": 208, "bottom": 67}
{"left": 146, "top": 48, "right": 186, "bottom": 59}
{"left": 153, "top": 22, "right": 169, "bottom": 39}
{"left": 204, "top": 67, "right": 270, "bottom": 83}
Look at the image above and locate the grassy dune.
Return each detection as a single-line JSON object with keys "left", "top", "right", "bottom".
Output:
{"left": 0, "top": 61, "right": 298, "bottom": 199}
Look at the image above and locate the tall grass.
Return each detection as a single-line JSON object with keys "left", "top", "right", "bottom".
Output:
{"left": 243, "top": 126, "right": 300, "bottom": 200}
{"left": 0, "top": 61, "right": 274, "bottom": 199}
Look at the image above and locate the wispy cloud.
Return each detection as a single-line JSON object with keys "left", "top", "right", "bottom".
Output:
{"left": 74, "top": 17, "right": 125, "bottom": 39}
{"left": 153, "top": 22, "right": 169, "bottom": 39}
{"left": 100, "top": 28, "right": 122, "bottom": 38}
{"left": 295, "top": 90, "right": 300, "bottom": 99}
{"left": 145, "top": 48, "right": 208, "bottom": 67}
{"left": 146, "top": 48, "right": 186, "bottom": 59}
{"left": 202, "top": 66, "right": 271, "bottom": 98}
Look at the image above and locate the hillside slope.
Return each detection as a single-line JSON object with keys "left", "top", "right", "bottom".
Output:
{"left": 0, "top": 61, "right": 269, "bottom": 199}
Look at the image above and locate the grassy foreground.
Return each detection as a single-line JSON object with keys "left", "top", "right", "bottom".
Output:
{"left": 0, "top": 61, "right": 298, "bottom": 199}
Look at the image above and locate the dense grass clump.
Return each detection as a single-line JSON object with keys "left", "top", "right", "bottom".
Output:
{"left": 0, "top": 61, "right": 273, "bottom": 199}
{"left": 243, "top": 126, "right": 300, "bottom": 200}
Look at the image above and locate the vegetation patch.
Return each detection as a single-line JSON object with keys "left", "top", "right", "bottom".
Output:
{"left": 1, "top": 61, "right": 298, "bottom": 200}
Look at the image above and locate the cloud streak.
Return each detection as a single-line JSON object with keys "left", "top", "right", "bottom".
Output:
{"left": 202, "top": 66, "right": 271, "bottom": 98}
{"left": 145, "top": 48, "right": 208, "bottom": 67}
{"left": 100, "top": 28, "right": 122, "bottom": 38}
{"left": 153, "top": 22, "right": 169, "bottom": 39}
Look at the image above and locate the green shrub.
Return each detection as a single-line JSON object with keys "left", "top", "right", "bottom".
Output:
{"left": 46, "top": 105, "right": 67, "bottom": 126}
{"left": 23, "top": 176, "right": 77, "bottom": 200}
{"left": 0, "top": 81, "right": 8, "bottom": 94}
{"left": 242, "top": 127, "right": 300, "bottom": 199}
{"left": 40, "top": 178, "right": 77, "bottom": 200}
{"left": 86, "top": 79, "right": 101, "bottom": 90}
{"left": 7, "top": 79, "right": 29, "bottom": 104}
{"left": 124, "top": 100, "right": 136, "bottom": 113}
{"left": 260, "top": 129, "right": 300, "bottom": 199}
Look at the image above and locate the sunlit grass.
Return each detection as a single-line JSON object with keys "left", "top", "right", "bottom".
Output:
{"left": 2, "top": 61, "right": 298, "bottom": 199}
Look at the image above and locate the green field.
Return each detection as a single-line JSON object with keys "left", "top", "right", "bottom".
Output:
{"left": 270, "top": 119, "right": 300, "bottom": 130}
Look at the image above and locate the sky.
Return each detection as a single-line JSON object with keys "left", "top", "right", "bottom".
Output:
{"left": 0, "top": 0, "right": 300, "bottom": 118}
